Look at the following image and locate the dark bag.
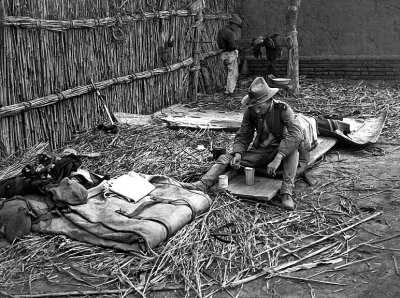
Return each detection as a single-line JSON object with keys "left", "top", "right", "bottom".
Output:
{"left": 0, "top": 197, "right": 32, "bottom": 242}
{"left": 0, "top": 175, "right": 54, "bottom": 198}
{"left": 47, "top": 177, "right": 88, "bottom": 208}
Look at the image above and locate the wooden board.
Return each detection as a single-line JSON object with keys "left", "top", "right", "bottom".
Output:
{"left": 309, "top": 136, "right": 338, "bottom": 165}
{"left": 153, "top": 104, "right": 243, "bottom": 131}
{"left": 114, "top": 112, "right": 153, "bottom": 126}
{"left": 227, "top": 175, "right": 283, "bottom": 201}
{"left": 226, "top": 136, "right": 337, "bottom": 201}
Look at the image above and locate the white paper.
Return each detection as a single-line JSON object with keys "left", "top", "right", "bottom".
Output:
{"left": 108, "top": 171, "right": 155, "bottom": 202}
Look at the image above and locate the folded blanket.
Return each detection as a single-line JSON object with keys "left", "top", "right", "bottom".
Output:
{"left": 31, "top": 174, "right": 212, "bottom": 255}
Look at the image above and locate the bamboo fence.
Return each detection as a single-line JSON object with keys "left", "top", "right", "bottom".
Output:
{"left": 0, "top": 0, "right": 242, "bottom": 156}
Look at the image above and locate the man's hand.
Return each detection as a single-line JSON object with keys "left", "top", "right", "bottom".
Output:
{"left": 218, "top": 154, "right": 231, "bottom": 165}
{"left": 230, "top": 153, "right": 242, "bottom": 170}
{"left": 267, "top": 153, "right": 284, "bottom": 177}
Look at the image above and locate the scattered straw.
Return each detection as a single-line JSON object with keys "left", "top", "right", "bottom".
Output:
{"left": 1, "top": 77, "right": 398, "bottom": 297}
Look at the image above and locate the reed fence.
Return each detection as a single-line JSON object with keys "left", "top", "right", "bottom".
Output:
{"left": 0, "top": 0, "right": 242, "bottom": 156}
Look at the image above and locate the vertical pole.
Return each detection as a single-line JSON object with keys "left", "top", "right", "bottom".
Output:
{"left": 189, "top": 0, "right": 204, "bottom": 102}
{"left": 286, "top": 0, "right": 302, "bottom": 95}
{"left": 0, "top": 0, "right": 7, "bottom": 157}
{"left": 0, "top": 0, "right": 5, "bottom": 82}
{"left": 0, "top": 0, "right": 4, "bottom": 37}
{"left": 0, "top": 0, "right": 5, "bottom": 101}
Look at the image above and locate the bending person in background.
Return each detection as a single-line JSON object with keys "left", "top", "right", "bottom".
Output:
{"left": 217, "top": 14, "right": 243, "bottom": 96}
{"left": 181, "top": 77, "right": 308, "bottom": 210}
{"left": 252, "top": 34, "right": 284, "bottom": 77}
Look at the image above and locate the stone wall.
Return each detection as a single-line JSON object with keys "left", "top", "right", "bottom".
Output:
{"left": 240, "top": 0, "right": 400, "bottom": 80}
{"left": 241, "top": 0, "right": 400, "bottom": 56}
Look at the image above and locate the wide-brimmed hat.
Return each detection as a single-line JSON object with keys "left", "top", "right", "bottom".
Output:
{"left": 229, "top": 14, "right": 243, "bottom": 27}
{"left": 241, "top": 77, "right": 279, "bottom": 106}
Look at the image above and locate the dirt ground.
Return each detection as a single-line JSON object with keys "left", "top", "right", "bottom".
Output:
{"left": 209, "top": 145, "right": 400, "bottom": 298}
{"left": 1, "top": 77, "right": 400, "bottom": 298}
{"left": 147, "top": 145, "right": 400, "bottom": 298}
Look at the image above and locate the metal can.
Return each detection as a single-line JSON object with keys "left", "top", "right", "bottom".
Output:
{"left": 244, "top": 167, "right": 255, "bottom": 185}
{"left": 218, "top": 175, "right": 229, "bottom": 189}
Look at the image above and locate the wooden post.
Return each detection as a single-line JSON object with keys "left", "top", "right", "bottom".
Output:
{"left": 0, "top": 0, "right": 8, "bottom": 157}
{"left": 0, "top": 0, "right": 5, "bottom": 84}
{"left": 0, "top": 0, "right": 4, "bottom": 41}
{"left": 200, "top": 60, "right": 213, "bottom": 94}
{"left": 285, "top": 0, "right": 302, "bottom": 95}
{"left": 0, "top": 138, "right": 7, "bottom": 157}
{"left": 188, "top": 0, "right": 204, "bottom": 102}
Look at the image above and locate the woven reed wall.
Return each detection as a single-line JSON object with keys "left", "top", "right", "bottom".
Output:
{"left": 0, "top": 0, "right": 242, "bottom": 156}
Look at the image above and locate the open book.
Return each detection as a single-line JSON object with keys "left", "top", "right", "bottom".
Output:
{"left": 107, "top": 171, "right": 155, "bottom": 202}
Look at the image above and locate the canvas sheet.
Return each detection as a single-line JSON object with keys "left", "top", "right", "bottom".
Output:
{"left": 31, "top": 175, "right": 211, "bottom": 255}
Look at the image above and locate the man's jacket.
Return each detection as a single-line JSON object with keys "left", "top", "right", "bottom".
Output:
{"left": 232, "top": 100, "right": 303, "bottom": 158}
{"left": 217, "top": 24, "right": 240, "bottom": 51}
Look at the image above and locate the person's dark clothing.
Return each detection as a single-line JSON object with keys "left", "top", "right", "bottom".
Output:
{"left": 217, "top": 24, "right": 239, "bottom": 51}
{"left": 252, "top": 34, "right": 283, "bottom": 76}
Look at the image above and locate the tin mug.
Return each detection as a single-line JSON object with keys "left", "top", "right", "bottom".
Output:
{"left": 244, "top": 167, "right": 255, "bottom": 186}
{"left": 218, "top": 175, "right": 229, "bottom": 189}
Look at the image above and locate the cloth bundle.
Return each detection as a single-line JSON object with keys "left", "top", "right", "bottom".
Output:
{"left": 0, "top": 178, "right": 88, "bottom": 242}
{"left": 295, "top": 114, "right": 319, "bottom": 152}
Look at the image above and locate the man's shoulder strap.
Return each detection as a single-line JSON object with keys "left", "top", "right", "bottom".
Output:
{"left": 273, "top": 100, "right": 288, "bottom": 111}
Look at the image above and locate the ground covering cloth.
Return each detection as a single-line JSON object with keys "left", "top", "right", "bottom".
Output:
{"left": 31, "top": 174, "right": 211, "bottom": 254}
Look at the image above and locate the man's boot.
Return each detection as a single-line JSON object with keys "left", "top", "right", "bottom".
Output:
{"left": 281, "top": 194, "right": 294, "bottom": 210}
{"left": 180, "top": 163, "right": 228, "bottom": 192}
{"left": 179, "top": 181, "right": 207, "bottom": 191}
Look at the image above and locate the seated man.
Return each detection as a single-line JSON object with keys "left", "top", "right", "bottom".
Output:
{"left": 182, "top": 77, "right": 308, "bottom": 210}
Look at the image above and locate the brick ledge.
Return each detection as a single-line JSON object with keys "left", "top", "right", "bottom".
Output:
{"left": 246, "top": 55, "right": 400, "bottom": 61}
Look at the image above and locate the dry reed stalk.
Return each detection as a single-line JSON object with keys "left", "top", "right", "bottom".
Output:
{"left": 0, "top": 141, "right": 48, "bottom": 179}
{"left": 228, "top": 242, "right": 341, "bottom": 287}
{"left": 276, "top": 274, "right": 346, "bottom": 286}
{"left": 282, "top": 212, "right": 382, "bottom": 256}
{"left": 333, "top": 255, "right": 377, "bottom": 270}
